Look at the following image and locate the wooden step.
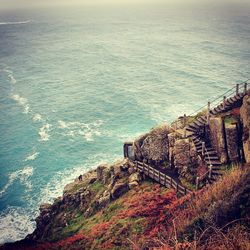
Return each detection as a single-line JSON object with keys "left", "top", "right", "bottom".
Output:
{"left": 212, "top": 171, "right": 223, "bottom": 176}
{"left": 206, "top": 160, "right": 222, "bottom": 166}
{"left": 197, "top": 149, "right": 218, "bottom": 156}
{"left": 193, "top": 120, "right": 205, "bottom": 127}
{"left": 212, "top": 166, "right": 222, "bottom": 171}
{"left": 186, "top": 127, "right": 197, "bottom": 132}
{"left": 197, "top": 116, "right": 207, "bottom": 123}
{"left": 205, "top": 155, "right": 220, "bottom": 160}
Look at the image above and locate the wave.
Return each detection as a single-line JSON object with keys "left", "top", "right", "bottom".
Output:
{"left": 39, "top": 152, "right": 120, "bottom": 204}
{"left": 38, "top": 123, "right": 51, "bottom": 142}
{"left": 11, "top": 94, "right": 30, "bottom": 114}
{"left": 0, "top": 206, "right": 35, "bottom": 244}
{"left": 58, "top": 119, "right": 103, "bottom": 141}
{"left": 25, "top": 152, "right": 39, "bottom": 162}
{"left": 0, "top": 20, "right": 31, "bottom": 26}
{"left": 0, "top": 166, "right": 33, "bottom": 198}
{"left": 32, "top": 113, "right": 42, "bottom": 122}
{"left": 3, "top": 68, "right": 16, "bottom": 84}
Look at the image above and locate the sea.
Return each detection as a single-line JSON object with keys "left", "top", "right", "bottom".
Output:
{"left": 0, "top": 3, "right": 249, "bottom": 244}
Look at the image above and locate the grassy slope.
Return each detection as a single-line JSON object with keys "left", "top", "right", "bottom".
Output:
{"left": 9, "top": 165, "right": 247, "bottom": 250}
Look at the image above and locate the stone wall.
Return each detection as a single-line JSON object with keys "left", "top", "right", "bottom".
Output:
{"left": 240, "top": 93, "right": 250, "bottom": 163}
{"left": 209, "top": 117, "right": 228, "bottom": 164}
{"left": 225, "top": 124, "right": 239, "bottom": 162}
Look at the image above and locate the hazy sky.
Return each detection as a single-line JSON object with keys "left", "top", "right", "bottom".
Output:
{"left": 0, "top": 0, "right": 249, "bottom": 10}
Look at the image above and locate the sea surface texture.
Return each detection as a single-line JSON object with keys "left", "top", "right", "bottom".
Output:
{"left": 0, "top": 4, "right": 249, "bottom": 243}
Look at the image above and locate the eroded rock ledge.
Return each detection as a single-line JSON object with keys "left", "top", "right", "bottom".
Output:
{"left": 28, "top": 159, "right": 143, "bottom": 242}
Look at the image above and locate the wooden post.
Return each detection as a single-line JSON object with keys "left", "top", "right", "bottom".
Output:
{"left": 223, "top": 96, "right": 226, "bottom": 109}
{"left": 184, "top": 188, "right": 187, "bottom": 195}
{"left": 164, "top": 175, "right": 166, "bottom": 187}
{"left": 196, "top": 177, "right": 199, "bottom": 190}
{"left": 236, "top": 83, "right": 239, "bottom": 95}
{"left": 244, "top": 82, "right": 248, "bottom": 94}
{"left": 209, "top": 165, "right": 212, "bottom": 179}
{"left": 183, "top": 114, "right": 187, "bottom": 127}
{"left": 207, "top": 101, "right": 210, "bottom": 125}
{"left": 202, "top": 142, "right": 205, "bottom": 157}
{"left": 183, "top": 127, "right": 187, "bottom": 138}
{"left": 158, "top": 171, "right": 160, "bottom": 182}
{"left": 176, "top": 183, "right": 179, "bottom": 193}
{"left": 170, "top": 178, "right": 172, "bottom": 188}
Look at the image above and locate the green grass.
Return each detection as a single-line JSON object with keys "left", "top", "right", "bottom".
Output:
{"left": 224, "top": 115, "right": 239, "bottom": 125}
{"left": 180, "top": 177, "right": 196, "bottom": 191}
{"left": 89, "top": 181, "right": 105, "bottom": 193}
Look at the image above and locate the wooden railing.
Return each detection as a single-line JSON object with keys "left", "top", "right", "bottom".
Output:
{"left": 171, "top": 79, "right": 250, "bottom": 130}
{"left": 134, "top": 161, "right": 192, "bottom": 196}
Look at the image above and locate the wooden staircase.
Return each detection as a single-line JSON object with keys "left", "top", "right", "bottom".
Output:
{"left": 185, "top": 88, "right": 248, "bottom": 184}
{"left": 127, "top": 80, "right": 249, "bottom": 195}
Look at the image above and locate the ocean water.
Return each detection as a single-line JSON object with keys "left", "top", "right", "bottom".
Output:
{"left": 0, "top": 4, "right": 249, "bottom": 244}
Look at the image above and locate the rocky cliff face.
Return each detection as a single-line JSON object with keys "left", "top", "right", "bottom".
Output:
{"left": 27, "top": 159, "right": 143, "bottom": 242}
{"left": 209, "top": 117, "right": 228, "bottom": 163}
{"left": 173, "top": 138, "right": 200, "bottom": 182}
{"left": 133, "top": 124, "right": 173, "bottom": 165}
{"left": 240, "top": 93, "right": 250, "bottom": 163}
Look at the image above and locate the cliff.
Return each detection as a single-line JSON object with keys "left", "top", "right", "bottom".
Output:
{"left": 1, "top": 91, "right": 250, "bottom": 250}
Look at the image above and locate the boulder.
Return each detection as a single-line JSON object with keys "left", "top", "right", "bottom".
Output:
{"left": 111, "top": 182, "right": 128, "bottom": 199}
{"left": 128, "top": 172, "right": 141, "bottom": 183}
{"left": 173, "top": 138, "right": 199, "bottom": 181}
{"left": 133, "top": 124, "right": 173, "bottom": 165}
{"left": 97, "top": 164, "right": 109, "bottom": 183}
{"left": 98, "top": 190, "right": 111, "bottom": 208}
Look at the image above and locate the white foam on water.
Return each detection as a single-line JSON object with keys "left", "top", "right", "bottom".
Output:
{"left": 3, "top": 69, "right": 17, "bottom": 84}
{"left": 39, "top": 152, "right": 121, "bottom": 205}
{"left": 0, "top": 206, "right": 35, "bottom": 244}
{"left": 38, "top": 123, "right": 51, "bottom": 142}
{"left": 58, "top": 119, "right": 103, "bottom": 142}
{"left": 0, "top": 166, "right": 34, "bottom": 198}
{"left": 0, "top": 20, "right": 31, "bottom": 26}
{"left": 11, "top": 94, "right": 30, "bottom": 114}
{"left": 25, "top": 152, "right": 39, "bottom": 162}
{"left": 32, "top": 113, "right": 42, "bottom": 122}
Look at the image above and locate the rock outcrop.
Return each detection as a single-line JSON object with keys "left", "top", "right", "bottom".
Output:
{"left": 133, "top": 124, "right": 173, "bottom": 165}
{"left": 173, "top": 138, "right": 200, "bottom": 182}
{"left": 27, "top": 159, "right": 143, "bottom": 242}
{"left": 209, "top": 117, "right": 228, "bottom": 163}
{"left": 225, "top": 124, "right": 239, "bottom": 162}
{"left": 240, "top": 93, "right": 250, "bottom": 163}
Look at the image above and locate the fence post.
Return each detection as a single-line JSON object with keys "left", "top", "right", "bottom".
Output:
{"left": 170, "top": 178, "right": 172, "bottom": 188}
{"left": 207, "top": 101, "right": 210, "bottom": 125}
{"left": 164, "top": 175, "right": 166, "bottom": 187}
{"left": 196, "top": 177, "right": 199, "bottom": 190}
{"left": 183, "top": 114, "right": 187, "bottom": 127}
{"left": 202, "top": 142, "right": 205, "bottom": 157}
{"left": 236, "top": 83, "right": 239, "bottom": 95}
{"left": 183, "top": 127, "right": 187, "bottom": 138}
{"left": 244, "top": 82, "right": 248, "bottom": 94}
{"left": 223, "top": 96, "right": 226, "bottom": 109}
{"left": 209, "top": 165, "right": 212, "bottom": 179}
{"left": 176, "top": 183, "right": 179, "bottom": 193}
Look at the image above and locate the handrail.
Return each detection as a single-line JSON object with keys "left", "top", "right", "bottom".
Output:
{"left": 134, "top": 161, "right": 192, "bottom": 196}
{"left": 172, "top": 79, "right": 249, "bottom": 130}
